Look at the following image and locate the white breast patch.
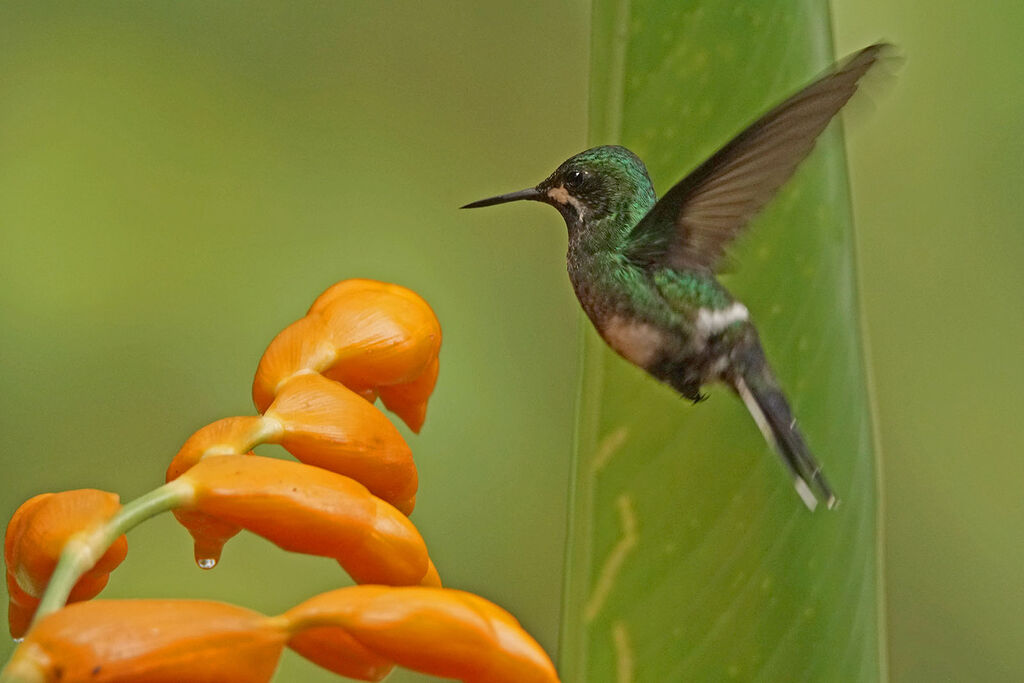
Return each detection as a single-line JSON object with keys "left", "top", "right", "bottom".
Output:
{"left": 695, "top": 302, "right": 749, "bottom": 337}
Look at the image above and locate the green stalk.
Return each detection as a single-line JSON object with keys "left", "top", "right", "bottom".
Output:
{"left": 27, "top": 481, "right": 193, "bottom": 627}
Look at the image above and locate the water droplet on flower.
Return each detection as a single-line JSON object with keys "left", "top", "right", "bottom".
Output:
{"left": 196, "top": 557, "right": 217, "bottom": 570}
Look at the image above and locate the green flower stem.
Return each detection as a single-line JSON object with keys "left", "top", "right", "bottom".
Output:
{"left": 30, "top": 480, "right": 194, "bottom": 626}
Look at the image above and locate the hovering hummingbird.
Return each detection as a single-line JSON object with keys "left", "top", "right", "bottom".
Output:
{"left": 463, "top": 44, "right": 889, "bottom": 511}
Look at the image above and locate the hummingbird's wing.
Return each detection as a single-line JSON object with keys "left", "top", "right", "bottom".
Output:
{"left": 626, "top": 43, "right": 888, "bottom": 273}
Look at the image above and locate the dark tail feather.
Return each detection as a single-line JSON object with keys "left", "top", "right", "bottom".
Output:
{"left": 733, "top": 350, "right": 838, "bottom": 511}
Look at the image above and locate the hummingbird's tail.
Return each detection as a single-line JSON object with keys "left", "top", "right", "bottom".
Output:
{"left": 731, "top": 342, "right": 838, "bottom": 511}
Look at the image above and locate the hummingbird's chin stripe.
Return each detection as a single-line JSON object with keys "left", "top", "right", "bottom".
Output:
{"left": 547, "top": 185, "right": 586, "bottom": 216}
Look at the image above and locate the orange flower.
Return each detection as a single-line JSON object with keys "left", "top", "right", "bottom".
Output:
{"left": 252, "top": 279, "right": 441, "bottom": 432}
{"left": 5, "top": 587, "right": 557, "bottom": 683}
{"left": 284, "top": 586, "right": 559, "bottom": 683}
{"left": 4, "top": 600, "right": 286, "bottom": 683}
{"left": 5, "top": 491, "right": 127, "bottom": 638}
{"left": 165, "top": 377, "right": 420, "bottom": 564}
{"left": 167, "top": 376, "right": 417, "bottom": 515}
{"left": 175, "top": 455, "right": 435, "bottom": 585}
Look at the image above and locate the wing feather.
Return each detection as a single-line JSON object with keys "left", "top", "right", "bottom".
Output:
{"left": 627, "top": 43, "right": 889, "bottom": 272}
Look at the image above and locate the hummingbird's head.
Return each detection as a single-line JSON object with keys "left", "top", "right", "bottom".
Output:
{"left": 462, "top": 145, "right": 656, "bottom": 234}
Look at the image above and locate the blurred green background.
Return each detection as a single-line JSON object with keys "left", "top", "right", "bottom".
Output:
{"left": 0, "top": 2, "right": 1021, "bottom": 682}
{"left": 833, "top": 1, "right": 1024, "bottom": 680}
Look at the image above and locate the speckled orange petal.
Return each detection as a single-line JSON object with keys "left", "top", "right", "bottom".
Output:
{"left": 287, "top": 627, "right": 394, "bottom": 681}
{"left": 165, "top": 416, "right": 272, "bottom": 481}
{"left": 376, "top": 355, "right": 440, "bottom": 433}
{"left": 178, "top": 455, "right": 433, "bottom": 585}
{"left": 264, "top": 373, "right": 417, "bottom": 514}
{"left": 283, "top": 586, "right": 559, "bottom": 683}
{"left": 252, "top": 315, "right": 334, "bottom": 413}
{"left": 4, "top": 600, "right": 286, "bottom": 683}
{"left": 5, "top": 491, "right": 127, "bottom": 638}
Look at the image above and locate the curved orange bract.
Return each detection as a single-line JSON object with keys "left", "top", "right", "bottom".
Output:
{"left": 286, "top": 626, "right": 394, "bottom": 682}
{"left": 4, "top": 491, "right": 127, "bottom": 638}
{"left": 5, "top": 600, "right": 286, "bottom": 683}
{"left": 165, "top": 417, "right": 269, "bottom": 568}
{"left": 266, "top": 374, "right": 418, "bottom": 514}
{"left": 165, "top": 416, "right": 269, "bottom": 482}
{"left": 251, "top": 279, "right": 441, "bottom": 432}
{"left": 177, "top": 455, "right": 433, "bottom": 586}
{"left": 284, "top": 586, "right": 559, "bottom": 683}
{"left": 376, "top": 355, "right": 440, "bottom": 434}
{"left": 9, "top": 587, "right": 559, "bottom": 683}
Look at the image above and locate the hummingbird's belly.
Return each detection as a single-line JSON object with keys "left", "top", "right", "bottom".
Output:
{"left": 599, "top": 315, "right": 670, "bottom": 368}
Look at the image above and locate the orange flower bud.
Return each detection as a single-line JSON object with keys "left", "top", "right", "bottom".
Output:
{"left": 252, "top": 279, "right": 441, "bottom": 432}
{"left": 5, "top": 491, "right": 127, "bottom": 638}
{"left": 177, "top": 455, "right": 433, "bottom": 585}
{"left": 264, "top": 374, "right": 417, "bottom": 514}
{"left": 4, "top": 600, "right": 286, "bottom": 683}
{"left": 284, "top": 586, "right": 559, "bottom": 683}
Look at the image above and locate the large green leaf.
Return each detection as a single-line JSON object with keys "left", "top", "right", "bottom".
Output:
{"left": 560, "top": 2, "right": 883, "bottom": 680}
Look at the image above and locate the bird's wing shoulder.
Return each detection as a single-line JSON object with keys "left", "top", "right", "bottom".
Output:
{"left": 651, "top": 268, "right": 733, "bottom": 316}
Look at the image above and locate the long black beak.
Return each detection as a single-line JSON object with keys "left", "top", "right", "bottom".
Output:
{"left": 460, "top": 187, "right": 543, "bottom": 209}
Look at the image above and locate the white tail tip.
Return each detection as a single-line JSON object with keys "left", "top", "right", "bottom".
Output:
{"left": 794, "top": 478, "right": 819, "bottom": 511}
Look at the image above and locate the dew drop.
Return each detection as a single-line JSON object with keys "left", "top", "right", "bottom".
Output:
{"left": 196, "top": 557, "right": 217, "bottom": 570}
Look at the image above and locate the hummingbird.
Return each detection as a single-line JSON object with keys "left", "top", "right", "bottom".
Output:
{"left": 462, "top": 44, "right": 889, "bottom": 511}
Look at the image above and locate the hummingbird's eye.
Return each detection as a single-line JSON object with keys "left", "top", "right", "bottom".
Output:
{"left": 564, "top": 169, "right": 587, "bottom": 191}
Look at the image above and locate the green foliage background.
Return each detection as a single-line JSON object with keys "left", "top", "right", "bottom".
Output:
{"left": 833, "top": 1, "right": 1024, "bottom": 679}
{"left": 1, "top": 2, "right": 1021, "bottom": 682}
